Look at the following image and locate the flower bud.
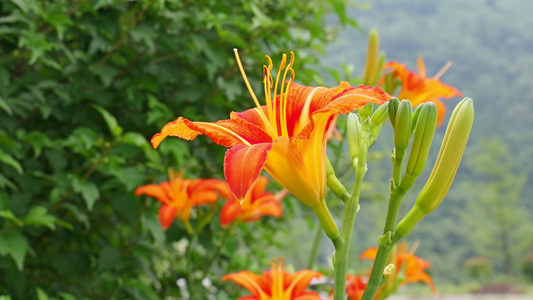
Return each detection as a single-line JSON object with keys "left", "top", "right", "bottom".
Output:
{"left": 395, "top": 98, "right": 474, "bottom": 237}
{"left": 399, "top": 102, "right": 438, "bottom": 191}
{"left": 347, "top": 113, "right": 363, "bottom": 161}
{"left": 394, "top": 100, "right": 413, "bottom": 151}
{"left": 359, "top": 103, "right": 373, "bottom": 121}
{"left": 363, "top": 28, "right": 380, "bottom": 86}
{"left": 411, "top": 105, "right": 423, "bottom": 135}
{"left": 388, "top": 97, "right": 400, "bottom": 129}
{"left": 369, "top": 102, "right": 390, "bottom": 126}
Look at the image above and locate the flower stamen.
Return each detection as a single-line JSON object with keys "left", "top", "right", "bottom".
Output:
{"left": 434, "top": 61, "right": 452, "bottom": 80}
{"left": 234, "top": 49, "right": 277, "bottom": 137}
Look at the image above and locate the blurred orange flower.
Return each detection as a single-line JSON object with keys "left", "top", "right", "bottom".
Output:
{"left": 151, "top": 51, "right": 389, "bottom": 208}
{"left": 382, "top": 57, "right": 461, "bottom": 126}
{"left": 219, "top": 176, "right": 287, "bottom": 226}
{"left": 223, "top": 258, "right": 323, "bottom": 300}
{"left": 360, "top": 243, "right": 436, "bottom": 296}
{"left": 134, "top": 170, "right": 230, "bottom": 229}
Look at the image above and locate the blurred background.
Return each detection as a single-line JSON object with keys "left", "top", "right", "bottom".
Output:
{"left": 0, "top": 0, "right": 531, "bottom": 299}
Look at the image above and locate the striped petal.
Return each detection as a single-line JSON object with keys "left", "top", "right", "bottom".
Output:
{"left": 151, "top": 116, "right": 272, "bottom": 149}
{"left": 285, "top": 270, "right": 323, "bottom": 297}
{"left": 224, "top": 143, "right": 272, "bottom": 201}
{"left": 222, "top": 271, "right": 270, "bottom": 299}
{"left": 297, "top": 85, "right": 389, "bottom": 140}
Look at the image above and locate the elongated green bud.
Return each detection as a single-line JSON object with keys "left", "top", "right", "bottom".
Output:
{"left": 359, "top": 103, "right": 373, "bottom": 121}
{"left": 388, "top": 97, "right": 400, "bottom": 129}
{"left": 369, "top": 102, "right": 390, "bottom": 126}
{"left": 411, "top": 105, "right": 423, "bottom": 135}
{"left": 347, "top": 113, "right": 363, "bottom": 161}
{"left": 395, "top": 98, "right": 474, "bottom": 237}
{"left": 363, "top": 28, "right": 380, "bottom": 86}
{"left": 399, "top": 102, "right": 438, "bottom": 191}
{"left": 394, "top": 100, "right": 412, "bottom": 151}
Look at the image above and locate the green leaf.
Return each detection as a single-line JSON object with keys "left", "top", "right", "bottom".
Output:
{"left": 72, "top": 179, "right": 100, "bottom": 211}
{"left": 9, "top": 0, "right": 31, "bottom": 13}
{"left": 58, "top": 292, "right": 77, "bottom": 300}
{"left": 0, "top": 174, "right": 18, "bottom": 191}
{"left": 121, "top": 131, "right": 161, "bottom": 163}
{"left": 141, "top": 214, "right": 165, "bottom": 245}
{"left": 120, "top": 132, "right": 149, "bottom": 148}
{"left": 88, "top": 64, "right": 117, "bottom": 87}
{"left": 0, "top": 97, "right": 13, "bottom": 116}
{"left": 0, "top": 210, "right": 23, "bottom": 226}
{"left": 92, "top": 105, "right": 123, "bottom": 137}
{"left": 0, "top": 149, "right": 23, "bottom": 174}
{"left": 0, "top": 230, "right": 29, "bottom": 270}
{"left": 61, "top": 203, "right": 89, "bottom": 229}
{"left": 36, "top": 288, "right": 50, "bottom": 300}
{"left": 23, "top": 206, "right": 57, "bottom": 230}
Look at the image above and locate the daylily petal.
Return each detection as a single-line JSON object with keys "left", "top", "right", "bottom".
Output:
{"left": 250, "top": 175, "right": 269, "bottom": 200}
{"left": 134, "top": 183, "right": 171, "bottom": 204}
{"left": 297, "top": 84, "right": 389, "bottom": 140}
{"left": 285, "top": 270, "right": 323, "bottom": 297}
{"left": 219, "top": 199, "right": 242, "bottom": 226}
{"left": 158, "top": 204, "right": 178, "bottom": 229}
{"left": 222, "top": 271, "right": 270, "bottom": 299}
{"left": 151, "top": 116, "right": 272, "bottom": 149}
{"left": 265, "top": 136, "right": 321, "bottom": 206}
{"left": 359, "top": 247, "right": 378, "bottom": 261}
{"left": 240, "top": 195, "right": 283, "bottom": 223}
{"left": 224, "top": 143, "right": 272, "bottom": 201}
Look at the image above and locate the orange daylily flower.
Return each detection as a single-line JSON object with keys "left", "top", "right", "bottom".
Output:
{"left": 223, "top": 258, "right": 323, "bottom": 300}
{"left": 382, "top": 57, "right": 462, "bottom": 126}
{"left": 360, "top": 243, "right": 437, "bottom": 295}
{"left": 220, "top": 176, "right": 287, "bottom": 226}
{"left": 151, "top": 50, "right": 389, "bottom": 208}
{"left": 134, "top": 170, "right": 230, "bottom": 229}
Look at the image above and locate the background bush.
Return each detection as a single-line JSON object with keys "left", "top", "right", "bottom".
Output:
{"left": 0, "top": 0, "right": 355, "bottom": 298}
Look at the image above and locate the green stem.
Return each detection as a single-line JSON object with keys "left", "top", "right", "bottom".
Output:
{"left": 362, "top": 147, "right": 410, "bottom": 299}
{"left": 361, "top": 243, "right": 393, "bottom": 300}
{"left": 333, "top": 144, "right": 368, "bottom": 300}
{"left": 382, "top": 187, "right": 407, "bottom": 234}
{"left": 307, "top": 222, "right": 324, "bottom": 269}
{"left": 392, "top": 148, "right": 405, "bottom": 186}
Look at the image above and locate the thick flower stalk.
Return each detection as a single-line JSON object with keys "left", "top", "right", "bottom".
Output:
{"left": 381, "top": 57, "right": 462, "bottom": 125}
{"left": 134, "top": 169, "right": 230, "bottom": 230}
{"left": 329, "top": 274, "right": 368, "bottom": 300}
{"left": 223, "top": 258, "right": 323, "bottom": 300}
{"left": 219, "top": 176, "right": 287, "bottom": 226}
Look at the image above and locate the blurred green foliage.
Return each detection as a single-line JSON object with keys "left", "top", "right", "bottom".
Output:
{"left": 0, "top": 0, "right": 357, "bottom": 298}
{"left": 323, "top": 0, "right": 533, "bottom": 286}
